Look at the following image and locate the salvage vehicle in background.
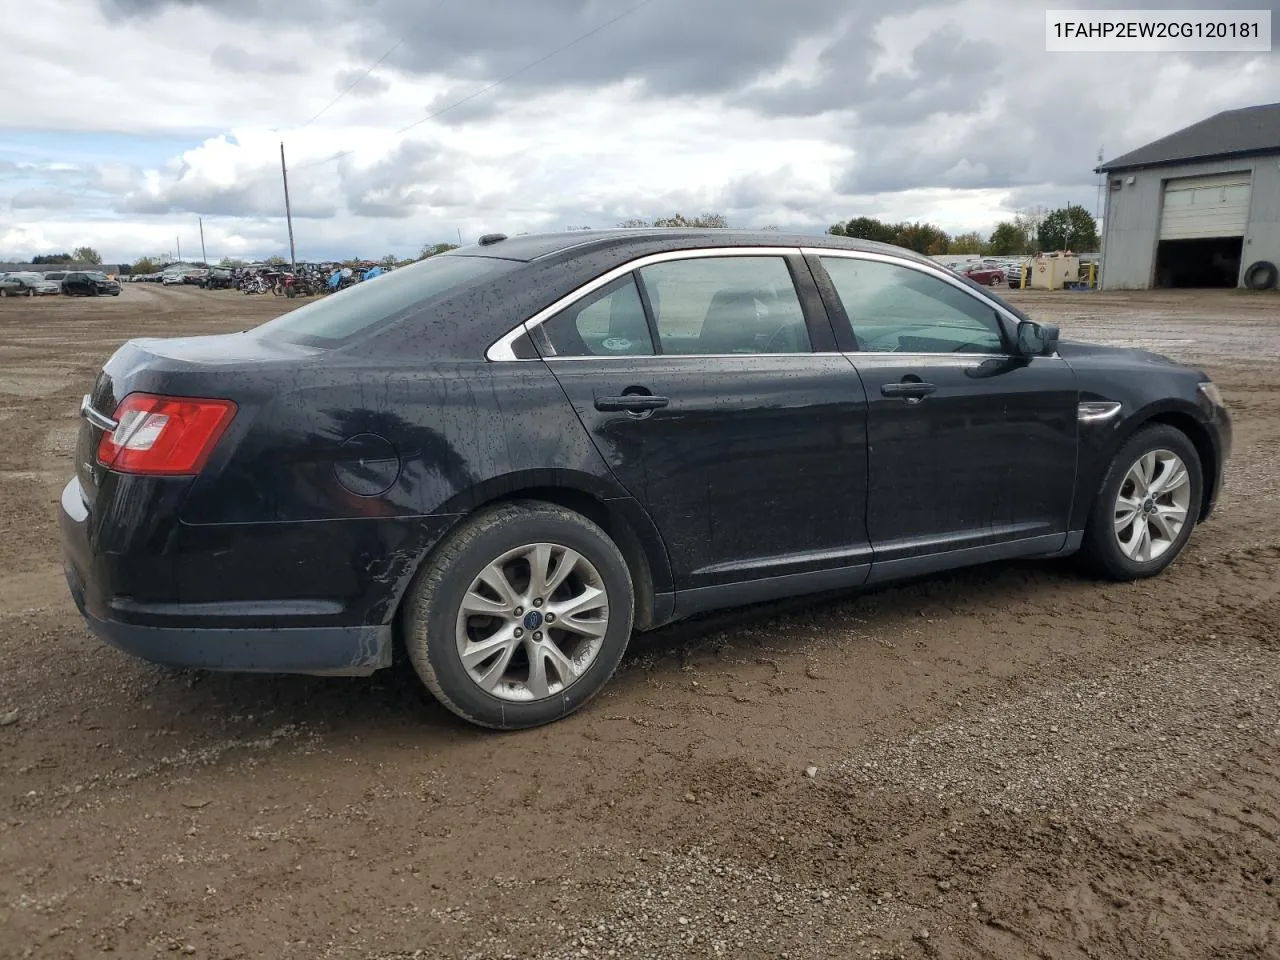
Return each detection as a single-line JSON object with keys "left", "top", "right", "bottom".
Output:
{"left": 63, "top": 272, "right": 121, "bottom": 296}
{"left": 961, "top": 262, "right": 1005, "bottom": 286}
{"left": 62, "top": 230, "right": 1230, "bottom": 730}
{"left": 0, "top": 272, "right": 62, "bottom": 296}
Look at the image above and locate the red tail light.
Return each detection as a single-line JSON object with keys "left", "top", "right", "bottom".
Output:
{"left": 97, "top": 393, "right": 237, "bottom": 476}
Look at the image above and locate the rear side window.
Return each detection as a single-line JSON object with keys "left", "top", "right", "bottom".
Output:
{"left": 255, "top": 255, "right": 516, "bottom": 346}
{"left": 542, "top": 274, "right": 654, "bottom": 357}
{"left": 637, "top": 257, "right": 811, "bottom": 355}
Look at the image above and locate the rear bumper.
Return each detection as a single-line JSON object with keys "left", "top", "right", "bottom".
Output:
{"left": 65, "top": 562, "right": 389, "bottom": 675}
{"left": 59, "top": 476, "right": 397, "bottom": 676}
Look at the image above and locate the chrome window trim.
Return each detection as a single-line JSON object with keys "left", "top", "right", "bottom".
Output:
{"left": 485, "top": 246, "right": 805, "bottom": 361}
{"left": 801, "top": 247, "right": 1053, "bottom": 356}
{"left": 541, "top": 352, "right": 847, "bottom": 362}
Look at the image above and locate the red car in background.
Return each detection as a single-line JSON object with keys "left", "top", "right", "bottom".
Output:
{"left": 961, "top": 263, "right": 1005, "bottom": 286}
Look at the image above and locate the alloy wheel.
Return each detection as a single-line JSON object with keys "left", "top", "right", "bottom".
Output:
{"left": 1113, "top": 448, "right": 1191, "bottom": 562}
{"left": 454, "top": 542, "right": 610, "bottom": 702}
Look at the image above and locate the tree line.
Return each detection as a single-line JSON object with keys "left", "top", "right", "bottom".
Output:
{"left": 829, "top": 204, "right": 1100, "bottom": 256}
{"left": 30, "top": 247, "right": 103, "bottom": 265}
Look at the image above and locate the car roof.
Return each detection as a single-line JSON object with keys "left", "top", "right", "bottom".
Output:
{"left": 448, "top": 228, "right": 932, "bottom": 266}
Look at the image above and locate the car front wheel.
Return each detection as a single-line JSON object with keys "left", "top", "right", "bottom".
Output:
{"left": 402, "top": 502, "right": 635, "bottom": 729}
{"left": 1081, "top": 424, "right": 1202, "bottom": 580}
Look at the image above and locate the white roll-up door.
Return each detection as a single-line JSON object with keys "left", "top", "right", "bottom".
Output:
{"left": 1159, "top": 173, "right": 1252, "bottom": 240}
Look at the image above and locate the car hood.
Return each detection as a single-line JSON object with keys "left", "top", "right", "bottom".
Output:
{"left": 1056, "top": 339, "right": 1211, "bottom": 383}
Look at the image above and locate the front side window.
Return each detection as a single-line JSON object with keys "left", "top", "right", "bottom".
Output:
{"left": 637, "top": 256, "right": 811, "bottom": 355}
{"left": 542, "top": 274, "right": 654, "bottom": 357}
{"left": 821, "top": 257, "right": 1006, "bottom": 354}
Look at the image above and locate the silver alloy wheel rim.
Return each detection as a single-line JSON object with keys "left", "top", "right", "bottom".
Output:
{"left": 455, "top": 542, "right": 609, "bottom": 702}
{"left": 1113, "top": 448, "right": 1191, "bottom": 563}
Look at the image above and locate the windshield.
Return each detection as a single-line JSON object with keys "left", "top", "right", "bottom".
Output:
{"left": 255, "top": 254, "right": 516, "bottom": 346}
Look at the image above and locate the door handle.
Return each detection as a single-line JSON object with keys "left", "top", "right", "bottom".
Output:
{"left": 880, "top": 382, "right": 936, "bottom": 400}
{"left": 594, "top": 395, "right": 670, "bottom": 412}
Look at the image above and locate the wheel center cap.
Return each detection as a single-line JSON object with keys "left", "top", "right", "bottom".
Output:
{"left": 1142, "top": 498, "right": 1156, "bottom": 514}
{"left": 522, "top": 610, "right": 543, "bottom": 630}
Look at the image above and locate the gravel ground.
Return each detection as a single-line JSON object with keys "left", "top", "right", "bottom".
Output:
{"left": 1, "top": 285, "right": 1278, "bottom": 960}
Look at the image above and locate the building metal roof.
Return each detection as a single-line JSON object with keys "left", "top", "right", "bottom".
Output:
{"left": 1097, "top": 102, "right": 1280, "bottom": 173}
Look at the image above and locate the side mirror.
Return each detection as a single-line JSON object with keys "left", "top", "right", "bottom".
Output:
{"left": 1016, "top": 320, "right": 1059, "bottom": 357}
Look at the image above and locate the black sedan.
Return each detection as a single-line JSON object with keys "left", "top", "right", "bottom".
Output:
{"left": 63, "top": 271, "right": 121, "bottom": 296}
{"left": 61, "top": 231, "right": 1230, "bottom": 729}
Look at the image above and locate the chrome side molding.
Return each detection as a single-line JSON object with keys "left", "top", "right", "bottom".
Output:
{"left": 1078, "top": 400, "right": 1122, "bottom": 423}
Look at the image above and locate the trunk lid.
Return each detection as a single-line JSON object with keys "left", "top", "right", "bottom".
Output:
{"left": 75, "top": 332, "right": 321, "bottom": 501}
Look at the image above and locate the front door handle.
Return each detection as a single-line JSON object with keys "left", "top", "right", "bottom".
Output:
{"left": 880, "top": 382, "right": 936, "bottom": 400}
{"left": 594, "top": 395, "right": 670, "bottom": 412}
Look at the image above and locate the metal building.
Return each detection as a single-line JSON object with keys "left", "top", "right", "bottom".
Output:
{"left": 1096, "top": 102, "right": 1280, "bottom": 290}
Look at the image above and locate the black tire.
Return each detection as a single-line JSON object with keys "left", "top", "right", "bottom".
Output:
{"left": 402, "top": 501, "right": 635, "bottom": 729}
{"left": 1080, "top": 424, "right": 1203, "bottom": 580}
{"left": 1243, "top": 260, "right": 1278, "bottom": 291}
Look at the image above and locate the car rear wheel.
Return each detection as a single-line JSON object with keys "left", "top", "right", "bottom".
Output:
{"left": 989, "top": 275, "right": 1001, "bottom": 286}
{"left": 1081, "top": 424, "right": 1202, "bottom": 580}
{"left": 402, "top": 502, "right": 635, "bottom": 729}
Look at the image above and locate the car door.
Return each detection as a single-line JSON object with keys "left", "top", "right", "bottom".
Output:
{"left": 811, "top": 250, "right": 1078, "bottom": 581}
{"left": 528, "top": 250, "right": 872, "bottom": 612}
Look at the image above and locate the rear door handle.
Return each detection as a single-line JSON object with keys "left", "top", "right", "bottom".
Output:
{"left": 880, "top": 382, "right": 936, "bottom": 400}
{"left": 594, "top": 395, "right": 670, "bottom": 412}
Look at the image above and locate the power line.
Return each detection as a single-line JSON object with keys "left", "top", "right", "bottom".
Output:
{"left": 299, "top": 39, "right": 407, "bottom": 129}
{"left": 293, "top": 0, "right": 658, "bottom": 172}
{"left": 297, "top": 0, "right": 448, "bottom": 129}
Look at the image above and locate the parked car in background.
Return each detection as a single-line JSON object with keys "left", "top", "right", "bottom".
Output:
{"left": 0, "top": 272, "right": 62, "bottom": 296}
{"left": 63, "top": 272, "right": 121, "bottom": 296}
{"left": 1005, "top": 260, "right": 1032, "bottom": 288}
{"left": 201, "top": 267, "right": 234, "bottom": 290}
{"left": 62, "top": 230, "right": 1230, "bottom": 730}
{"left": 43, "top": 271, "right": 68, "bottom": 291}
{"left": 961, "top": 263, "right": 1005, "bottom": 286}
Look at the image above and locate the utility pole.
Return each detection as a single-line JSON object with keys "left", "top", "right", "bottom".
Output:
{"left": 1095, "top": 145, "right": 1104, "bottom": 221}
{"left": 176, "top": 236, "right": 181, "bottom": 262}
{"left": 199, "top": 217, "right": 208, "bottom": 265}
{"left": 457, "top": 226, "right": 463, "bottom": 246}
{"left": 280, "top": 142, "right": 297, "bottom": 272}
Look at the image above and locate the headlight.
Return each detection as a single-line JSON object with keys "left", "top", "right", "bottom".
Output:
{"left": 1197, "top": 381, "right": 1224, "bottom": 408}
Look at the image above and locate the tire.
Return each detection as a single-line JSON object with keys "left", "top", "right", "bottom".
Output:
{"left": 402, "top": 501, "right": 635, "bottom": 730}
{"left": 1080, "top": 424, "right": 1203, "bottom": 580}
{"left": 1243, "top": 260, "right": 1278, "bottom": 291}
{"left": 989, "top": 276, "right": 1001, "bottom": 286}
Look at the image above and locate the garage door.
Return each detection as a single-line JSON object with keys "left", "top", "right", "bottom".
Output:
{"left": 1159, "top": 173, "right": 1252, "bottom": 240}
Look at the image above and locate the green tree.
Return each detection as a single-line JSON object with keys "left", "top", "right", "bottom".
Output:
{"left": 218, "top": 257, "right": 245, "bottom": 268}
{"left": 829, "top": 216, "right": 898, "bottom": 244}
{"left": 380, "top": 254, "right": 399, "bottom": 269}
{"left": 132, "top": 256, "right": 160, "bottom": 274}
{"left": 31, "top": 253, "right": 73, "bottom": 264}
{"left": 264, "top": 255, "right": 289, "bottom": 267}
{"left": 987, "top": 221, "right": 1031, "bottom": 256}
{"left": 72, "top": 246, "right": 103, "bottom": 265}
{"left": 419, "top": 242, "right": 460, "bottom": 260}
{"left": 894, "top": 222, "right": 950, "bottom": 256}
{"left": 1038, "top": 204, "right": 1100, "bottom": 252}
{"left": 949, "top": 231, "right": 985, "bottom": 255}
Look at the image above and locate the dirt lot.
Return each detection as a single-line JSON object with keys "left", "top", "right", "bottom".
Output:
{"left": 1, "top": 284, "right": 1277, "bottom": 959}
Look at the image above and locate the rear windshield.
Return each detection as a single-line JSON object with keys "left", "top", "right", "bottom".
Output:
{"left": 254, "top": 254, "right": 515, "bottom": 347}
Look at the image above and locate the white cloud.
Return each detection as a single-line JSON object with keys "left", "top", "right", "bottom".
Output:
{"left": 0, "top": 0, "right": 1276, "bottom": 261}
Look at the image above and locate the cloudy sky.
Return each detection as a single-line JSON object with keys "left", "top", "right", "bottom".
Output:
{"left": 1, "top": 0, "right": 1276, "bottom": 263}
